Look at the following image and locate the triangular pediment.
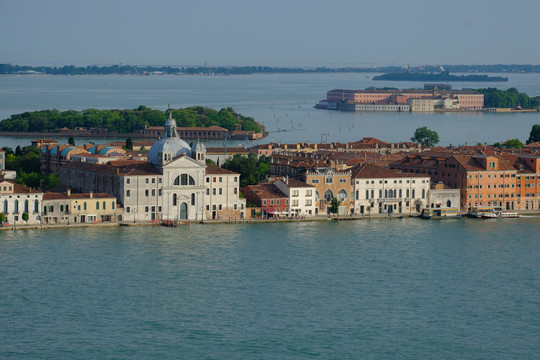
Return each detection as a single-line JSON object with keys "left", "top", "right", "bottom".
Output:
{"left": 163, "top": 155, "right": 206, "bottom": 170}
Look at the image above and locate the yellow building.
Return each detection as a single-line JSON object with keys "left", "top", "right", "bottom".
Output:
{"left": 42, "top": 190, "right": 120, "bottom": 224}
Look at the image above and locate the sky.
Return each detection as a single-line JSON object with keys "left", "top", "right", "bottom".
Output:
{"left": 1, "top": 0, "right": 539, "bottom": 67}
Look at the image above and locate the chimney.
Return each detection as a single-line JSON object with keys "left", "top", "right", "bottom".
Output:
{"left": 67, "top": 188, "right": 71, "bottom": 196}
{"left": 89, "top": 191, "right": 93, "bottom": 198}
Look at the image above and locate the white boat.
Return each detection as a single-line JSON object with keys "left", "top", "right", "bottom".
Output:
{"left": 469, "top": 206, "right": 501, "bottom": 218}
{"left": 499, "top": 211, "right": 519, "bottom": 218}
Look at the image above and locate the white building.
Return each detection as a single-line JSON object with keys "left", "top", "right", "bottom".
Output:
{"left": 0, "top": 180, "right": 43, "bottom": 225}
{"left": 351, "top": 163, "right": 430, "bottom": 215}
{"left": 60, "top": 113, "right": 245, "bottom": 223}
{"left": 204, "top": 163, "right": 246, "bottom": 220}
{"left": 273, "top": 178, "right": 316, "bottom": 216}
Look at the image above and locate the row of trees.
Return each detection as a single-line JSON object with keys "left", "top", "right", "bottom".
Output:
{"left": 222, "top": 153, "right": 270, "bottom": 188}
{"left": 0, "top": 106, "right": 262, "bottom": 134}
{"left": 2, "top": 146, "right": 59, "bottom": 190}
{"left": 476, "top": 87, "right": 540, "bottom": 109}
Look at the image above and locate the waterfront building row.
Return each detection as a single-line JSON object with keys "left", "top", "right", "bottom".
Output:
{"left": 391, "top": 152, "right": 540, "bottom": 210}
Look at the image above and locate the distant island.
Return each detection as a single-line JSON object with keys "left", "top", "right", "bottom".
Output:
{"left": 373, "top": 71, "right": 508, "bottom": 82}
{"left": 0, "top": 106, "right": 264, "bottom": 139}
{"left": 1, "top": 63, "right": 540, "bottom": 76}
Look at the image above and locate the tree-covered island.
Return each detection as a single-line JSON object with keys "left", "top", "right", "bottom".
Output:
{"left": 0, "top": 106, "right": 263, "bottom": 134}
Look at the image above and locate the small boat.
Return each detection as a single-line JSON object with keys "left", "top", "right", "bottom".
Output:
{"left": 469, "top": 206, "right": 502, "bottom": 218}
{"left": 500, "top": 211, "right": 519, "bottom": 218}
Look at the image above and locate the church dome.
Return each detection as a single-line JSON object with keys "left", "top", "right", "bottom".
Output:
{"left": 148, "top": 111, "right": 191, "bottom": 165}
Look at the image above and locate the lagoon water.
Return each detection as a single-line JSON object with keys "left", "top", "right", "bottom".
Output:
{"left": 1, "top": 218, "right": 539, "bottom": 359}
{"left": 1, "top": 73, "right": 539, "bottom": 149}
{"left": 1, "top": 73, "right": 540, "bottom": 358}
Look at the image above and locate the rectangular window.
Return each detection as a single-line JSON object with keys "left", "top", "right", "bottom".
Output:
{"left": 145, "top": 206, "right": 149, "bottom": 212}
{"left": 219, "top": 188, "right": 222, "bottom": 195}
{"left": 213, "top": 189, "right": 216, "bottom": 195}
{"left": 126, "top": 190, "right": 131, "bottom": 197}
{"left": 234, "top": 188, "right": 237, "bottom": 195}
{"left": 126, "top": 207, "right": 130, "bottom": 213}
{"left": 152, "top": 178, "right": 155, "bottom": 184}
{"left": 145, "top": 190, "right": 149, "bottom": 196}
{"left": 151, "top": 189, "right": 155, "bottom": 196}
{"left": 234, "top": 204, "right": 238, "bottom": 210}
{"left": 145, "top": 178, "right": 149, "bottom": 184}
{"left": 126, "top": 178, "right": 131, "bottom": 184}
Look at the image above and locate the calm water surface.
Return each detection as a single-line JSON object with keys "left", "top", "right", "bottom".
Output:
{"left": 1, "top": 73, "right": 539, "bottom": 148}
{"left": 1, "top": 218, "right": 539, "bottom": 359}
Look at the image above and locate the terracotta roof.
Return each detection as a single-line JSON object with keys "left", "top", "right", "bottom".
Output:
{"left": 242, "top": 183, "right": 287, "bottom": 199}
{"left": 452, "top": 154, "right": 517, "bottom": 172}
{"left": 352, "top": 163, "right": 429, "bottom": 179}
{"left": 274, "top": 178, "right": 314, "bottom": 188}
{"left": 43, "top": 192, "right": 116, "bottom": 200}
{"left": 206, "top": 147, "right": 248, "bottom": 154}
{"left": 0, "top": 181, "right": 42, "bottom": 194}
{"left": 205, "top": 163, "right": 239, "bottom": 175}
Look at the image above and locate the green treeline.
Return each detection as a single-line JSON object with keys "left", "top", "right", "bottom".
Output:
{"left": 1, "top": 146, "right": 59, "bottom": 190}
{"left": 475, "top": 88, "right": 540, "bottom": 109}
{"left": 0, "top": 106, "right": 262, "bottom": 133}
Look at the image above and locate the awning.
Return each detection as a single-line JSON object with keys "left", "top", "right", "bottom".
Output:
{"left": 265, "top": 208, "right": 276, "bottom": 214}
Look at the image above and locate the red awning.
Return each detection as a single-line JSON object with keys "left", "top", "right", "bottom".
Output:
{"left": 265, "top": 208, "right": 276, "bottom": 213}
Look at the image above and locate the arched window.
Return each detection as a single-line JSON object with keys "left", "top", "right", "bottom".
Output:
{"left": 324, "top": 189, "right": 333, "bottom": 201}
{"left": 379, "top": 189, "right": 382, "bottom": 198}
{"left": 24, "top": 200, "right": 29, "bottom": 213}
{"left": 399, "top": 189, "right": 402, "bottom": 198}
{"left": 406, "top": 189, "right": 410, "bottom": 198}
{"left": 447, "top": 200, "right": 452, "bottom": 207}
{"left": 315, "top": 191, "right": 320, "bottom": 201}
{"left": 412, "top": 189, "right": 416, "bottom": 198}
{"left": 84, "top": 202, "right": 87, "bottom": 210}
{"left": 103, "top": 201, "right": 106, "bottom": 210}
{"left": 180, "top": 202, "right": 188, "bottom": 219}
{"left": 60, "top": 205, "right": 64, "bottom": 212}
{"left": 96, "top": 201, "right": 99, "bottom": 210}
{"left": 14, "top": 200, "right": 19, "bottom": 214}
{"left": 3, "top": 200, "right": 8, "bottom": 213}
{"left": 173, "top": 194, "right": 177, "bottom": 206}
{"left": 337, "top": 189, "right": 347, "bottom": 201}
{"left": 34, "top": 200, "right": 39, "bottom": 213}
{"left": 191, "top": 193, "right": 195, "bottom": 206}
{"left": 112, "top": 201, "right": 115, "bottom": 209}
{"left": 365, "top": 190, "right": 369, "bottom": 200}
{"left": 371, "top": 190, "right": 374, "bottom": 199}
{"left": 175, "top": 174, "right": 196, "bottom": 186}
{"left": 422, "top": 189, "right": 425, "bottom": 199}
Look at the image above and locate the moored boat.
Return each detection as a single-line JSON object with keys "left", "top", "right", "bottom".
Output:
{"left": 421, "top": 207, "right": 461, "bottom": 219}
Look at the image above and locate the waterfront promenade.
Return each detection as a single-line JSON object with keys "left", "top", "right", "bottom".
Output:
{"left": 3, "top": 210, "right": 540, "bottom": 231}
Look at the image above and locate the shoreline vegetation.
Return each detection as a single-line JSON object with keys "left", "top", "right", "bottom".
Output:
{"left": 2, "top": 63, "right": 540, "bottom": 76}
{"left": 0, "top": 106, "right": 263, "bottom": 134}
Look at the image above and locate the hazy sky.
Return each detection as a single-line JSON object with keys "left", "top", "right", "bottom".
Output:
{"left": 1, "top": 0, "right": 539, "bottom": 67}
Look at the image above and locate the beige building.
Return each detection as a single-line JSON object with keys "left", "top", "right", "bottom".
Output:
{"left": 204, "top": 163, "right": 246, "bottom": 219}
{"left": 42, "top": 190, "right": 119, "bottom": 224}
{"left": 301, "top": 168, "right": 353, "bottom": 215}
